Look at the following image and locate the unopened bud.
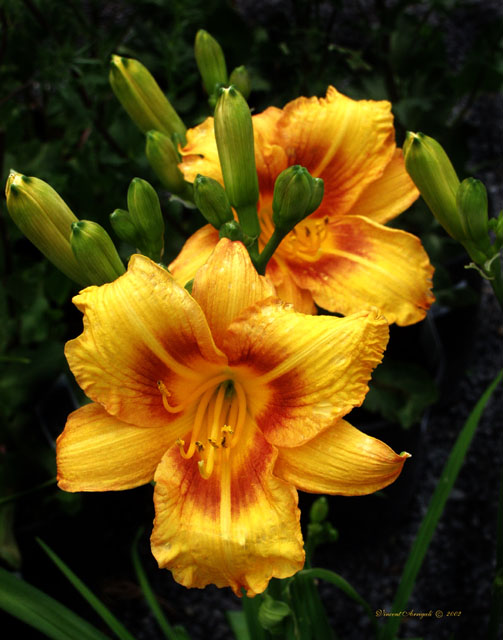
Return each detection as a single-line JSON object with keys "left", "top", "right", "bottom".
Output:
{"left": 109, "top": 55, "right": 186, "bottom": 144}
{"left": 456, "top": 178, "right": 491, "bottom": 254}
{"left": 219, "top": 220, "right": 252, "bottom": 246}
{"left": 229, "top": 65, "right": 250, "bottom": 100}
{"left": 403, "top": 132, "right": 466, "bottom": 242}
{"left": 110, "top": 208, "right": 139, "bottom": 246}
{"left": 194, "top": 30, "right": 228, "bottom": 97}
{"left": 193, "top": 174, "right": 234, "bottom": 229}
{"left": 258, "top": 595, "right": 291, "bottom": 634}
{"left": 127, "top": 178, "right": 165, "bottom": 261}
{"left": 5, "top": 170, "right": 84, "bottom": 284}
{"left": 214, "top": 86, "right": 259, "bottom": 210}
{"left": 70, "top": 221, "right": 125, "bottom": 286}
{"left": 272, "top": 165, "right": 324, "bottom": 231}
{"left": 309, "top": 496, "right": 329, "bottom": 524}
{"left": 145, "top": 130, "right": 192, "bottom": 199}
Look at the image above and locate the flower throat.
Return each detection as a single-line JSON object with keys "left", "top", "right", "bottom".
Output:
{"left": 157, "top": 375, "right": 247, "bottom": 479}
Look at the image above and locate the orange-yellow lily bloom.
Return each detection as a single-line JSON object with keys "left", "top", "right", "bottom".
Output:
{"left": 172, "top": 86, "right": 434, "bottom": 325}
{"left": 57, "top": 239, "right": 409, "bottom": 596}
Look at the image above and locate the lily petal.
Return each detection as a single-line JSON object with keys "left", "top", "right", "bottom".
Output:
{"left": 224, "top": 303, "right": 388, "bottom": 448}
{"left": 191, "top": 239, "right": 275, "bottom": 349}
{"left": 350, "top": 148, "right": 419, "bottom": 224}
{"left": 274, "top": 418, "right": 410, "bottom": 495}
{"left": 169, "top": 224, "right": 220, "bottom": 288}
{"left": 57, "top": 403, "right": 190, "bottom": 491}
{"left": 178, "top": 116, "right": 222, "bottom": 185}
{"left": 151, "top": 421, "right": 304, "bottom": 596}
{"left": 285, "top": 215, "right": 434, "bottom": 325}
{"left": 277, "top": 87, "right": 396, "bottom": 217}
{"left": 266, "top": 256, "right": 316, "bottom": 314}
{"left": 66, "top": 254, "right": 226, "bottom": 428}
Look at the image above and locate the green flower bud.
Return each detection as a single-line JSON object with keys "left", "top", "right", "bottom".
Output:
{"left": 194, "top": 30, "right": 228, "bottom": 97}
{"left": 5, "top": 170, "right": 84, "bottom": 284}
{"left": 70, "top": 221, "right": 125, "bottom": 286}
{"left": 456, "top": 178, "right": 491, "bottom": 254}
{"left": 127, "top": 178, "right": 165, "bottom": 261}
{"left": 258, "top": 594, "right": 291, "bottom": 634}
{"left": 109, "top": 208, "right": 139, "bottom": 246}
{"left": 193, "top": 174, "right": 234, "bottom": 229}
{"left": 403, "top": 132, "right": 466, "bottom": 242}
{"left": 229, "top": 65, "right": 251, "bottom": 100}
{"left": 309, "top": 496, "right": 329, "bottom": 524}
{"left": 214, "top": 87, "right": 259, "bottom": 228}
{"left": 272, "top": 165, "right": 324, "bottom": 232}
{"left": 109, "top": 55, "right": 186, "bottom": 144}
{"left": 145, "top": 130, "right": 193, "bottom": 201}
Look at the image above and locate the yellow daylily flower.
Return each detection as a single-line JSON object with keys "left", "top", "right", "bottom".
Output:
{"left": 172, "top": 86, "right": 434, "bottom": 325}
{"left": 57, "top": 239, "right": 409, "bottom": 596}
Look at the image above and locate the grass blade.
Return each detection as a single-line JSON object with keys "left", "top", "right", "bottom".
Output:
{"left": 37, "top": 538, "right": 135, "bottom": 640}
{"left": 131, "top": 528, "right": 186, "bottom": 640}
{"left": 298, "top": 567, "right": 377, "bottom": 634}
{"left": 0, "top": 565, "right": 110, "bottom": 640}
{"left": 380, "top": 368, "right": 503, "bottom": 640}
{"left": 487, "top": 469, "right": 503, "bottom": 639}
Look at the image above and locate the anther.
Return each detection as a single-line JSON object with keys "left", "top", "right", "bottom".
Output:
{"left": 208, "top": 438, "right": 219, "bottom": 449}
{"left": 195, "top": 441, "right": 204, "bottom": 452}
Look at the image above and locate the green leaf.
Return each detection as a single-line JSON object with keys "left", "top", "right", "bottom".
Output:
{"left": 37, "top": 539, "right": 136, "bottom": 640}
{"left": 379, "top": 369, "right": 503, "bottom": 640}
{"left": 131, "top": 528, "right": 189, "bottom": 640}
{"left": 226, "top": 610, "right": 252, "bottom": 640}
{"left": 297, "top": 568, "right": 377, "bottom": 634}
{"left": 0, "top": 565, "right": 111, "bottom": 640}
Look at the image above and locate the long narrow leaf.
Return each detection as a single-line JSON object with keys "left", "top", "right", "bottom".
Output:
{"left": 298, "top": 567, "right": 377, "bottom": 634}
{"left": 131, "top": 528, "right": 185, "bottom": 640}
{"left": 380, "top": 368, "right": 503, "bottom": 640}
{"left": 37, "top": 538, "right": 136, "bottom": 640}
{"left": 0, "top": 565, "right": 110, "bottom": 640}
{"left": 226, "top": 610, "right": 252, "bottom": 640}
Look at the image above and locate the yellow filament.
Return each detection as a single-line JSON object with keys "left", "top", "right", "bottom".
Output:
{"left": 228, "top": 380, "right": 247, "bottom": 450}
{"left": 177, "top": 386, "right": 214, "bottom": 459}
{"left": 158, "top": 373, "right": 230, "bottom": 414}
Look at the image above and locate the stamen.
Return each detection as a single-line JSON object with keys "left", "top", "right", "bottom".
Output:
{"left": 208, "top": 438, "right": 219, "bottom": 448}
{"left": 157, "top": 373, "right": 231, "bottom": 414}
{"left": 195, "top": 441, "right": 204, "bottom": 452}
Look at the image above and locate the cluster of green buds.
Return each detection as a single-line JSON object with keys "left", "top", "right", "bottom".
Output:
{"left": 403, "top": 132, "right": 502, "bottom": 302}
{"left": 5, "top": 171, "right": 124, "bottom": 287}
{"left": 194, "top": 29, "right": 250, "bottom": 106}
{"left": 111, "top": 178, "right": 165, "bottom": 263}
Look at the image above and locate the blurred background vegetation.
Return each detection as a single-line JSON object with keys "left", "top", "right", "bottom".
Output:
{"left": 0, "top": 0, "right": 502, "bottom": 635}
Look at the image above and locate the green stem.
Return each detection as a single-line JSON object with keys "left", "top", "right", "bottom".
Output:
{"left": 235, "top": 203, "right": 261, "bottom": 240}
{"left": 255, "top": 228, "right": 288, "bottom": 275}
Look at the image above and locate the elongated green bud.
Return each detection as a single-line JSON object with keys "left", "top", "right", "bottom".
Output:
{"left": 70, "top": 221, "right": 125, "bottom": 286}
{"left": 109, "top": 55, "right": 186, "bottom": 144}
{"left": 456, "top": 178, "right": 491, "bottom": 254}
{"left": 5, "top": 170, "right": 84, "bottom": 284}
{"left": 127, "top": 178, "right": 164, "bottom": 261}
{"left": 272, "top": 165, "right": 324, "bottom": 232}
{"left": 403, "top": 132, "right": 466, "bottom": 242}
{"left": 110, "top": 208, "right": 139, "bottom": 245}
{"left": 229, "top": 65, "right": 250, "bottom": 99}
{"left": 214, "top": 86, "right": 260, "bottom": 238}
{"left": 145, "top": 130, "right": 192, "bottom": 200}
{"left": 193, "top": 174, "right": 234, "bottom": 229}
{"left": 194, "top": 30, "right": 228, "bottom": 97}
{"left": 309, "top": 496, "right": 329, "bottom": 524}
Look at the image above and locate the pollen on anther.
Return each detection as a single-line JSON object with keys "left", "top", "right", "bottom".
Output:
{"left": 176, "top": 438, "right": 185, "bottom": 448}
{"left": 157, "top": 380, "right": 171, "bottom": 396}
{"left": 195, "top": 441, "right": 204, "bottom": 452}
{"left": 208, "top": 438, "right": 219, "bottom": 449}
